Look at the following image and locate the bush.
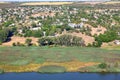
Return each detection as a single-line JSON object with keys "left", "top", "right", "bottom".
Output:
{"left": 98, "top": 63, "right": 107, "bottom": 69}
{"left": 0, "top": 69, "right": 4, "bottom": 74}
{"left": 12, "top": 42, "right": 16, "bottom": 46}
{"left": 25, "top": 39, "right": 32, "bottom": 46}
{"left": 55, "top": 35, "right": 85, "bottom": 46}
{"left": 38, "top": 37, "right": 54, "bottom": 46}
{"left": 95, "top": 31, "right": 117, "bottom": 47}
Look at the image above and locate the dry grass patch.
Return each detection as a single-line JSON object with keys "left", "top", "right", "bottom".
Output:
{"left": 0, "top": 61, "right": 98, "bottom": 72}
{"left": 103, "top": 1, "right": 120, "bottom": 4}
{"left": 21, "top": 2, "right": 73, "bottom": 6}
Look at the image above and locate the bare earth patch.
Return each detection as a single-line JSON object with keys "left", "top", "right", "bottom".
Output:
{"left": 84, "top": 24, "right": 107, "bottom": 36}
{"left": 2, "top": 36, "right": 39, "bottom": 46}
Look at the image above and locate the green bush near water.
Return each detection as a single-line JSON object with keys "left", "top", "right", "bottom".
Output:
{"left": 0, "top": 69, "right": 4, "bottom": 74}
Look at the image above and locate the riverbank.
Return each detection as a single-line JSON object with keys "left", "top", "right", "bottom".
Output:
{"left": 0, "top": 46, "right": 120, "bottom": 73}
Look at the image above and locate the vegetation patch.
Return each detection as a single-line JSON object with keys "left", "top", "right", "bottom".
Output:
{"left": 0, "top": 69, "right": 4, "bottom": 74}
{"left": 8, "top": 60, "right": 30, "bottom": 66}
{"left": 38, "top": 65, "right": 66, "bottom": 73}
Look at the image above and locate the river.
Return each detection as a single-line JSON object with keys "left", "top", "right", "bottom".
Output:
{"left": 0, "top": 72, "right": 120, "bottom": 80}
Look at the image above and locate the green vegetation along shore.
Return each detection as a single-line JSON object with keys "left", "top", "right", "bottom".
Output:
{"left": 0, "top": 46, "right": 120, "bottom": 73}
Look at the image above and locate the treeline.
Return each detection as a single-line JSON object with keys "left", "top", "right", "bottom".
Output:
{"left": 0, "top": 29, "right": 12, "bottom": 44}
{"left": 94, "top": 31, "right": 117, "bottom": 47}
{"left": 38, "top": 35, "right": 85, "bottom": 47}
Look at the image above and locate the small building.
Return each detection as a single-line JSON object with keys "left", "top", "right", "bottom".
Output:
{"left": 68, "top": 22, "right": 84, "bottom": 28}
{"left": 114, "top": 40, "right": 120, "bottom": 45}
{"left": 30, "top": 27, "right": 41, "bottom": 31}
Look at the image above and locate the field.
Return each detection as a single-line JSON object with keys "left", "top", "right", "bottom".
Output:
{"left": 21, "top": 2, "right": 73, "bottom": 6}
{"left": 0, "top": 2, "right": 19, "bottom": 8}
{"left": 0, "top": 47, "right": 120, "bottom": 73}
{"left": 103, "top": 1, "right": 120, "bottom": 4}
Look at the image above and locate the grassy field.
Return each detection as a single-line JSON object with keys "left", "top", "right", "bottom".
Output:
{"left": 21, "top": 2, "right": 73, "bottom": 6}
{"left": 0, "top": 46, "right": 120, "bottom": 73}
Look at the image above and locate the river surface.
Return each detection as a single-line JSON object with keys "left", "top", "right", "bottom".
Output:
{"left": 0, "top": 72, "right": 120, "bottom": 80}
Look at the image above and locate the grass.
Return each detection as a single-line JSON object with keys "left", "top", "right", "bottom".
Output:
{"left": 38, "top": 65, "right": 66, "bottom": 73}
{"left": 79, "top": 65, "right": 120, "bottom": 72}
{"left": 0, "top": 69, "right": 4, "bottom": 74}
{"left": 0, "top": 46, "right": 120, "bottom": 72}
{"left": 0, "top": 46, "right": 120, "bottom": 64}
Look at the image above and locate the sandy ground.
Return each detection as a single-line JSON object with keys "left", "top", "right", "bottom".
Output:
{"left": 84, "top": 24, "right": 107, "bottom": 36}
{"left": 2, "top": 36, "right": 39, "bottom": 46}
{"left": 21, "top": 2, "right": 73, "bottom": 6}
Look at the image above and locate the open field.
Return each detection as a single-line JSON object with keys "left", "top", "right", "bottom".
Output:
{"left": 0, "top": 47, "right": 120, "bottom": 72}
{"left": 103, "top": 1, "right": 120, "bottom": 4}
{"left": 0, "top": 3, "right": 19, "bottom": 8}
{"left": 21, "top": 2, "right": 73, "bottom": 6}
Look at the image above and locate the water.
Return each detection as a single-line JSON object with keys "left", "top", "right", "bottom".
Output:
{"left": 0, "top": 72, "right": 120, "bottom": 80}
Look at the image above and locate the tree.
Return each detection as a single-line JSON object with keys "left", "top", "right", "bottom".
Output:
{"left": 95, "top": 31, "right": 117, "bottom": 47}
{"left": 98, "top": 63, "right": 107, "bottom": 69}
{"left": 55, "top": 35, "right": 85, "bottom": 46}
{"left": 0, "top": 29, "right": 10, "bottom": 43}
{"left": 25, "top": 39, "right": 32, "bottom": 46}
{"left": 38, "top": 37, "right": 54, "bottom": 46}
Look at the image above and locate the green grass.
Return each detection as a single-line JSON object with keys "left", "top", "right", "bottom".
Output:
{"left": 38, "top": 65, "right": 66, "bottom": 73}
{"left": 0, "top": 69, "right": 4, "bottom": 74}
{"left": 0, "top": 46, "right": 120, "bottom": 66}
{"left": 79, "top": 65, "right": 120, "bottom": 72}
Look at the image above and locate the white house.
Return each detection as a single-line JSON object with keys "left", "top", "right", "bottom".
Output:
{"left": 68, "top": 22, "right": 84, "bottom": 28}
{"left": 114, "top": 40, "right": 120, "bottom": 45}
{"left": 30, "top": 27, "right": 41, "bottom": 31}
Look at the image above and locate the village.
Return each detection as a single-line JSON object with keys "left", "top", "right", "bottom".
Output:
{"left": 0, "top": 2, "right": 120, "bottom": 47}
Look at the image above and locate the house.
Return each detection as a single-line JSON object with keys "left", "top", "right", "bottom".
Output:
{"left": 18, "top": 29, "right": 23, "bottom": 34}
{"left": 114, "top": 40, "right": 120, "bottom": 45}
{"left": 30, "top": 27, "right": 41, "bottom": 31}
{"left": 68, "top": 22, "right": 84, "bottom": 28}
{"left": 81, "top": 18, "right": 88, "bottom": 22}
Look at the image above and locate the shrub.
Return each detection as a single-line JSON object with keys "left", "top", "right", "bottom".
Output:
{"left": 25, "top": 39, "right": 32, "bottom": 46}
{"left": 38, "top": 37, "right": 54, "bottom": 46}
{"left": 12, "top": 42, "right": 16, "bottom": 46}
{"left": 0, "top": 69, "right": 4, "bottom": 74}
{"left": 98, "top": 63, "right": 107, "bottom": 69}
